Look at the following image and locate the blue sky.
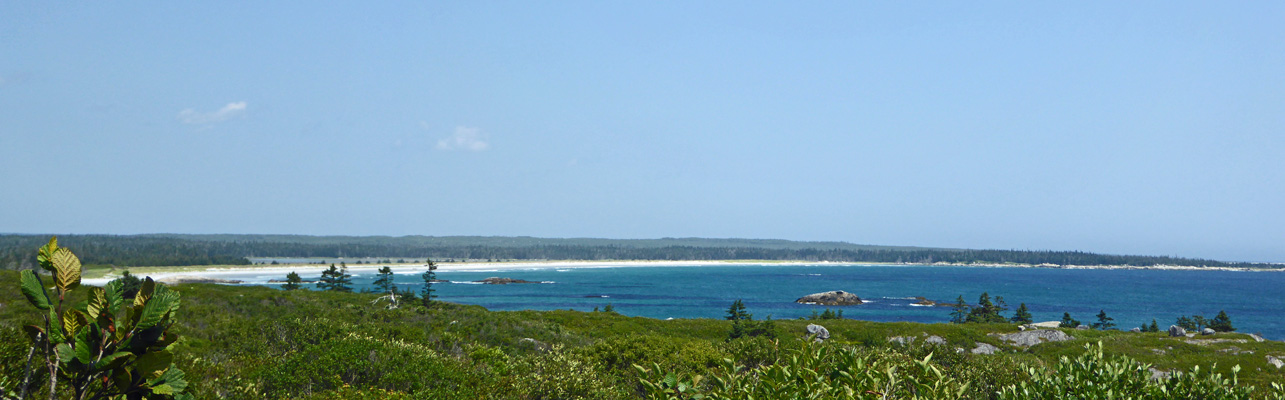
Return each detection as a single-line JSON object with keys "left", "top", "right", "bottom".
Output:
{"left": 2, "top": 3, "right": 1283, "bottom": 262}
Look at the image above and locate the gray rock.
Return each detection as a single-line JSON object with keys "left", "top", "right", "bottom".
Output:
{"left": 1075, "top": 325, "right": 1090, "bottom": 330}
{"left": 1268, "top": 356, "right": 1283, "bottom": 369}
{"left": 971, "top": 343, "right": 999, "bottom": 355}
{"left": 1028, "top": 321, "right": 1062, "bottom": 329}
{"left": 806, "top": 324, "right": 830, "bottom": 342}
{"left": 1149, "top": 368, "right": 1171, "bottom": 381}
{"left": 999, "top": 330, "right": 1073, "bottom": 347}
{"left": 888, "top": 336, "right": 915, "bottom": 345}
{"left": 518, "top": 338, "right": 550, "bottom": 351}
{"left": 1130, "top": 327, "right": 1142, "bottom": 333}
{"left": 1201, "top": 328, "right": 1216, "bottom": 336}
{"left": 1249, "top": 333, "right": 1265, "bottom": 342}
{"left": 1169, "top": 325, "right": 1187, "bottom": 337}
{"left": 795, "top": 290, "right": 863, "bottom": 306}
{"left": 924, "top": 335, "right": 946, "bottom": 345}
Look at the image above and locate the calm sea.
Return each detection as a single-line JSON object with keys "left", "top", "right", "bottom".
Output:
{"left": 246, "top": 264, "right": 1285, "bottom": 340}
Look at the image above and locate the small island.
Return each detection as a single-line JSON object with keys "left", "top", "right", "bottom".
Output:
{"left": 795, "top": 290, "right": 863, "bottom": 305}
{"left": 475, "top": 277, "right": 541, "bottom": 284}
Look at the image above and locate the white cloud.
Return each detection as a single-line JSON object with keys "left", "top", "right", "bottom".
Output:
{"left": 177, "top": 101, "right": 247, "bottom": 124}
{"left": 436, "top": 126, "right": 490, "bottom": 151}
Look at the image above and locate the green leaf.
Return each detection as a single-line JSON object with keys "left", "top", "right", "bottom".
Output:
{"left": 55, "top": 343, "right": 76, "bottom": 363}
{"left": 134, "top": 278, "right": 156, "bottom": 309}
{"left": 134, "top": 350, "right": 172, "bottom": 380}
{"left": 52, "top": 247, "right": 82, "bottom": 290}
{"left": 37, "top": 237, "right": 58, "bottom": 271}
{"left": 104, "top": 279, "right": 125, "bottom": 313}
{"left": 135, "top": 289, "right": 179, "bottom": 329}
{"left": 150, "top": 383, "right": 176, "bottom": 395}
{"left": 74, "top": 330, "right": 94, "bottom": 364}
{"left": 20, "top": 270, "right": 50, "bottom": 310}
{"left": 87, "top": 287, "right": 107, "bottom": 319}
{"left": 47, "top": 308, "right": 65, "bottom": 344}
{"left": 63, "top": 309, "right": 88, "bottom": 338}
{"left": 95, "top": 351, "right": 134, "bottom": 371}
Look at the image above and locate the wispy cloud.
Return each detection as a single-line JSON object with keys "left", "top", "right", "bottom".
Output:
{"left": 177, "top": 102, "right": 247, "bottom": 124}
{"left": 436, "top": 126, "right": 490, "bottom": 151}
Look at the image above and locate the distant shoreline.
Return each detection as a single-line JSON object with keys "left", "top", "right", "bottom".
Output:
{"left": 80, "top": 259, "right": 1285, "bottom": 286}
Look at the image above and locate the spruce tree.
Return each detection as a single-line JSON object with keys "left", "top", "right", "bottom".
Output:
{"left": 1092, "top": 309, "right": 1115, "bottom": 330}
{"left": 282, "top": 271, "right": 302, "bottom": 291}
{"left": 1149, "top": 319, "right": 1160, "bottom": 332}
{"left": 726, "top": 299, "right": 751, "bottom": 321}
{"left": 1209, "top": 310, "right": 1235, "bottom": 332}
{"left": 950, "top": 296, "right": 969, "bottom": 324}
{"left": 1060, "top": 312, "right": 1081, "bottom": 328}
{"left": 373, "top": 266, "right": 396, "bottom": 294}
{"left": 420, "top": 259, "right": 439, "bottom": 306}
{"left": 1010, "top": 303, "right": 1033, "bottom": 324}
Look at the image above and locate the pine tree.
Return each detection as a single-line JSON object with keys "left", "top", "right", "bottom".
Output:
{"left": 282, "top": 271, "right": 302, "bottom": 291}
{"left": 373, "top": 266, "right": 396, "bottom": 294}
{"left": 1010, "top": 303, "right": 1033, "bottom": 324}
{"left": 1149, "top": 319, "right": 1160, "bottom": 332}
{"left": 420, "top": 259, "right": 439, "bottom": 306}
{"left": 1176, "top": 315, "right": 1197, "bottom": 331}
{"left": 316, "top": 263, "right": 353, "bottom": 292}
{"left": 1092, "top": 309, "right": 1115, "bottom": 330}
{"left": 1209, "top": 310, "right": 1235, "bottom": 332}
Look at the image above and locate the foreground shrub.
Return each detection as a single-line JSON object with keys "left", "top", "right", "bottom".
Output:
{"left": 999, "top": 342, "right": 1279, "bottom": 400}
{"left": 637, "top": 339, "right": 970, "bottom": 400}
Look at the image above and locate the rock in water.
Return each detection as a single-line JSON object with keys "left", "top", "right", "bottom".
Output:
{"left": 999, "top": 330, "right": 1073, "bottom": 347}
{"left": 806, "top": 324, "right": 830, "bottom": 342}
{"left": 475, "top": 277, "right": 540, "bottom": 284}
{"left": 1201, "top": 328, "right": 1216, "bottom": 336}
{"left": 971, "top": 343, "right": 999, "bottom": 355}
{"left": 1169, "top": 325, "right": 1187, "bottom": 337}
{"left": 794, "top": 290, "right": 863, "bottom": 306}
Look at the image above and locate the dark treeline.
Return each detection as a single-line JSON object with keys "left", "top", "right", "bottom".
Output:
{"left": 0, "top": 234, "right": 1277, "bottom": 270}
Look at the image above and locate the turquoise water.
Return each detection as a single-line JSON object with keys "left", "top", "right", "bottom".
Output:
{"left": 263, "top": 264, "right": 1285, "bottom": 340}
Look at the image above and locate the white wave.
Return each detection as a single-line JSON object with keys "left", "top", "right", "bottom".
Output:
{"left": 452, "top": 281, "right": 484, "bottom": 285}
{"left": 908, "top": 303, "right": 932, "bottom": 307}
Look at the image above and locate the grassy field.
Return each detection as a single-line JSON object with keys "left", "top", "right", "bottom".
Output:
{"left": 2, "top": 271, "right": 1282, "bottom": 399}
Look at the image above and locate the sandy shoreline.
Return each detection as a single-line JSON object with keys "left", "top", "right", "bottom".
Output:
{"left": 79, "top": 259, "right": 1283, "bottom": 286}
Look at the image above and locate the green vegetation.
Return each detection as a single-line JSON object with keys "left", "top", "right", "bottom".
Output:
{"left": 315, "top": 264, "right": 352, "bottom": 292}
{"left": 1010, "top": 303, "right": 1033, "bottom": 324}
{"left": 420, "top": 260, "right": 438, "bottom": 307}
{"left": 1, "top": 241, "right": 1282, "bottom": 399}
{"left": 281, "top": 272, "right": 302, "bottom": 291}
{"left": 1093, "top": 310, "right": 1116, "bottom": 330}
{"left": 11, "top": 238, "right": 192, "bottom": 399}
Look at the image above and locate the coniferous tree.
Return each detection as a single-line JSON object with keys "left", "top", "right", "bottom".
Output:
{"left": 1092, "top": 310, "right": 1116, "bottom": 330}
{"left": 950, "top": 296, "right": 969, "bottom": 324}
{"left": 109, "top": 270, "right": 143, "bottom": 299}
{"left": 1060, "top": 312, "right": 1081, "bottom": 328}
{"left": 282, "top": 271, "right": 302, "bottom": 291}
{"left": 1011, "top": 303, "right": 1033, "bottom": 324}
{"left": 373, "top": 266, "right": 396, "bottom": 294}
{"left": 420, "top": 259, "right": 439, "bottom": 306}
{"left": 1209, "top": 310, "right": 1235, "bottom": 332}
{"left": 1149, "top": 319, "right": 1160, "bottom": 332}
{"left": 967, "top": 292, "right": 1008, "bottom": 323}
{"left": 726, "top": 299, "right": 751, "bottom": 321}
{"left": 1176, "top": 315, "right": 1197, "bottom": 331}
{"left": 317, "top": 263, "right": 353, "bottom": 292}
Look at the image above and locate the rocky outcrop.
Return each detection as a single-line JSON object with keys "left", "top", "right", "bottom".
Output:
{"left": 1027, "top": 321, "right": 1062, "bottom": 329}
{"left": 999, "top": 330, "right": 1073, "bottom": 347}
{"left": 806, "top": 324, "right": 830, "bottom": 342}
{"left": 923, "top": 336, "right": 947, "bottom": 345}
{"left": 475, "top": 277, "right": 540, "bottom": 284}
{"left": 1249, "top": 333, "right": 1266, "bottom": 343}
{"left": 1130, "top": 327, "right": 1142, "bottom": 333}
{"left": 1267, "top": 356, "right": 1283, "bottom": 369}
{"left": 1075, "top": 325, "right": 1090, "bottom": 330}
{"left": 1169, "top": 325, "right": 1187, "bottom": 337}
{"left": 795, "top": 291, "right": 862, "bottom": 306}
{"left": 971, "top": 343, "right": 999, "bottom": 355}
{"left": 1201, "top": 328, "right": 1216, "bottom": 336}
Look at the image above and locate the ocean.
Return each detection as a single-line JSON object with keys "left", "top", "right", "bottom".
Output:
{"left": 246, "top": 264, "right": 1285, "bottom": 340}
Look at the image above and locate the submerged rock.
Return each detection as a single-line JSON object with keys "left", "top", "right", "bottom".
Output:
{"left": 795, "top": 290, "right": 863, "bottom": 306}
{"left": 475, "top": 277, "right": 540, "bottom": 284}
{"left": 806, "top": 324, "right": 830, "bottom": 342}
{"left": 1169, "top": 325, "right": 1187, "bottom": 337}
{"left": 999, "top": 330, "right": 1073, "bottom": 347}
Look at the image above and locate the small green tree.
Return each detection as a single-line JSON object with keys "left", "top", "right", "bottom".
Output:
{"left": 420, "top": 259, "right": 439, "bottom": 307}
{"left": 316, "top": 264, "right": 353, "bottom": 292}
{"left": 1175, "top": 315, "right": 1198, "bottom": 331}
{"left": 1148, "top": 319, "right": 1160, "bottom": 332}
{"left": 1010, "top": 303, "right": 1033, "bottom": 324}
{"left": 1060, "top": 312, "right": 1081, "bottom": 328}
{"left": 281, "top": 271, "right": 303, "bottom": 291}
{"left": 1092, "top": 309, "right": 1116, "bottom": 330}
{"left": 109, "top": 270, "right": 143, "bottom": 299}
{"left": 603, "top": 303, "right": 615, "bottom": 313}
{"left": 725, "top": 299, "right": 751, "bottom": 321}
{"left": 373, "top": 266, "right": 396, "bottom": 294}
{"left": 16, "top": 237, "right": 192, "bottom": 399}
{"left": 1208, "top": 310, "right": 1235, "bottom": 332}
{"left": 966, "top": 292, "right": 1008, "bottom": 323}
{"left": 949, "top": 296, "right": 969, "bottom": 324}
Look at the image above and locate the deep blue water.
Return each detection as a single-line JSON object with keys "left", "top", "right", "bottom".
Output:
{"left": 247, "top": 264, "right": 1285, "bottom": 340}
